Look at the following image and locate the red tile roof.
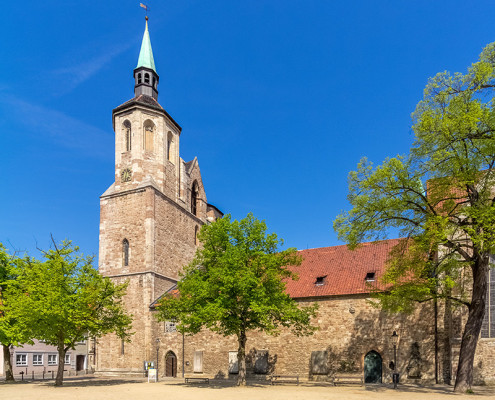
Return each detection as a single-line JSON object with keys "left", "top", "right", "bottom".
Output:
{"left": 286, "top": 239, "right": 404, "bottom": 298}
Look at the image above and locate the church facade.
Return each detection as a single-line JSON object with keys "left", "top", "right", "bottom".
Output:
{"left": 95, "top": 19, "right": 495, "bottom": 385}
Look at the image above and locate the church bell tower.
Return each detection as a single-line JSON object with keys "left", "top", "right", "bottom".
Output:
{"left": 96, "top": 17, "right": 222, "bottom": 376}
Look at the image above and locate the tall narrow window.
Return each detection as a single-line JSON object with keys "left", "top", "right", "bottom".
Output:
{"left": 167, "top": 132, "right": 173, "bottom": 161}
{"left": 144, "top": 73, "right": 150, "bottom": 84}
{"left": 138, "top": 73, "right": 142, "bottom": 84}
{"left": 123, "top": 120, "right": 131, "bottom": 152}
{"left": 191, "top": 182, "right": 198, "bottom": 216}
{"left": 195, "top": 225, "right": 199, "bottom": 245}
{"left": 144, "top": 121, "right": 154, "bottom": 152}
{"left": 123, "top": 239, "right": 129, "bottom": 266}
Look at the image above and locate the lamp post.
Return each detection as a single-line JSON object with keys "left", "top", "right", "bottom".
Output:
{"left": 392, "top": 331, "right": 399, "bottom": 389}
{"left": 156, "top": 338, "right": 160, "bottom": 381}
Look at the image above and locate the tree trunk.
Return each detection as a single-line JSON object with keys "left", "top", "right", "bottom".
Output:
{"left": 236, "top": 330, "right": 247, "bottom": 386}
{"left": 2, "top": 344, "right": 14, "bottom": 381}
{"left": 55, "top": 343, "right": 66, "bottom": 387}
{"left": 454, "top": 256, "right": 488, "bottom": 392}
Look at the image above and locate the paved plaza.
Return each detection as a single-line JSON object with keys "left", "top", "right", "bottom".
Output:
{"left": 1, "top": 377, "right": 494, "bottom": 400}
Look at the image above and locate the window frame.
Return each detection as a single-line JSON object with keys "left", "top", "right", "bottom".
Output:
{"left": 48, "top": 354, "right": 58, "bottom": 366}
{"left": 16, "top": 353, "right": 28, "bottom": 366}
{"left": 33, "top": 354, "right": 43, "bottom": 366}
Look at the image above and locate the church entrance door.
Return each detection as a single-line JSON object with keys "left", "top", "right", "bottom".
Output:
{"left": 364, "top": 351, "right": 382, "bottom": 383}
{"left": 165, "top": 351, "right": 177, "bottom": 377}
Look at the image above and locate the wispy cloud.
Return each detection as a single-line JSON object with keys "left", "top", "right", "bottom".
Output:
{"left": 51, "top": 41, "right": 133, "bottom": 96}
{"left": 0, "top": 95, "right": 113, "bottom": 159}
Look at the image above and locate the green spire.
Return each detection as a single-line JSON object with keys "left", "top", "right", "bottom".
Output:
{"left": 136, "top": 18, "right": 156, "bottom": 73}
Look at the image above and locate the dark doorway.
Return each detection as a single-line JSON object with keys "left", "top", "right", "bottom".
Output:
{"left": 165, "top": 351, "right": 177, "bottom": 377}
{"left": 76, "top": 355, "right": 85, "bottom": 371}
{"left": 364, "top": 350, "right": 382, "bottom": 383}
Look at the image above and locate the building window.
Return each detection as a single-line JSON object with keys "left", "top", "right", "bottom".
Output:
{"left": 123, "top": 120, "right": 131, "bottom": 152}
{"left": 315, "top": 276, "right": 326, "bottom": 286}
{"left": 33, "top": 354, "right": 43, "bottom": 366}
{"left": 123, "top": 239, "right": 129, "bottom": 267}
{"left": 16, "top": 354, "right": 27, "bottom": 366}
{"left": 165, "top": 321, "right": 177, "bottom": 333}
{"left": 144, "top": 73, "right": 150, "bottom": 84}
{"left": 138, "top": 73, "right": 142, "bottom": 84}
{"left": 481, "top": 259, "right": 495, "bottom": 338}
{"left": 365, "top": 272, "right": 376, "bottom": 281}
{"left": 48, "top": 354, "right": 58, "bottom": 366}
{"left": 191, "top": 181, "right": 198, "bottom": 216}
{"left": 144, "top": 121, "right": 154, "bottom": 152}
{"left": 65, "top": 354, "right": 71, "bottom": 365}
{"left": 167, "top": 132, "right": 173, "bottom": 162}
{"left": 195, "top": 226, "right": 199, "bottom": 245}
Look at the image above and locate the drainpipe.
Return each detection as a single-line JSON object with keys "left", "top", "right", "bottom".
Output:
{"left": 182, "top": 332, "right": 185, "bottom": 378}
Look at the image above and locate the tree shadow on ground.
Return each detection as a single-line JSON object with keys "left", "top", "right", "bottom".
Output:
{"left": 43, "top": 378, "right": 145, "bottom": 387}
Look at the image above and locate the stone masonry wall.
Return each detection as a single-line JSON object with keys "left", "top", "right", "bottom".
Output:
{"left": 153, "top": 295, "right": 438, "bottom": 383}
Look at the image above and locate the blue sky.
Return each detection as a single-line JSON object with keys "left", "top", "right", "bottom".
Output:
{"left": 1, "top": 1, "right": 494, "bottom": 260}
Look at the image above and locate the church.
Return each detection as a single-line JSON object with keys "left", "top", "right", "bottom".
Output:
{"left": 95, "top": 19, "right": 495, "bottom": 385}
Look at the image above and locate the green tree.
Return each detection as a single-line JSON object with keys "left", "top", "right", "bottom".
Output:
{"left": 0, "top": 243, "right": 31, "bottom": 382}
{"left": 3, "top": 239, "right": 133, "bottom": 386}
{"left": 156, "top": 213, "right": 318, "bottom": 386}
{"left": 334, "top": 42, "right": 495, "bottom": 392}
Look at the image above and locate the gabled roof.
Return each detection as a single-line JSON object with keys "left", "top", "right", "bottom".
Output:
{"left": 285, "top": 239, "right": 403, "bottom": 298}
{"left": 150, "top": 284, "right": 178, "bottom": 309}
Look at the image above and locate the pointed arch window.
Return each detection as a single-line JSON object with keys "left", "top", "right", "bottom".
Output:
{"left": 122, "top": 239, "right": 129, "bottom": 266}
{"left": 123, "top": 120, "right": 131, "bottom": 152}
{"left": 143, "top": 120, "right": 154, "bottom": 152}
{"left": 167, "top": 132, "right": 173, "bottom": 162}
{"left": 191, "top": 181, "right": 198, "bottom": 216}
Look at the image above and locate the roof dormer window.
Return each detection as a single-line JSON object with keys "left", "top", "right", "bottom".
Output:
{"left": 315, "top": 276, "right": 326, "bottom": 286}
{"left": 365, "top": 272, "right": 376, "bottom": 282}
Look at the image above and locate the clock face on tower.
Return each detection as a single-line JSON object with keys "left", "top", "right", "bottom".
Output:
{"left": 121, "top": 168, "right": 132, "bottom": 183}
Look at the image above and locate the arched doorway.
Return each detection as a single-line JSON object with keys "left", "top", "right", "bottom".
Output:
{"left": 165, "top": 351, "right": 177, "bottom": 377}
{"left": 364, "top": 350, "right": 382, "bottom": 383}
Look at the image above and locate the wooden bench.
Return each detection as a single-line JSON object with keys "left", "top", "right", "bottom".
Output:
{"left": 333, "top": 374, "right": 363, "bottom": 386}
{"left": 185, "top": 377, "right": 209, "bottom": 384}
{"left": 270, "top": 375, "right": 299, "bottom": 385}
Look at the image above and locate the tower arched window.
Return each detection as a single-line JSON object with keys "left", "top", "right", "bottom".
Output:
{"left": 123, "top": 120, "right": 131, "bottom": 152}
{"left": 191, "top": 181, "right": 198, "bottom": 216}
{"left": 195, "top": 225, "right": 199, "bottom": 245}
{"left": 167, "top": 132, "right": 173, "bottom": 162}
{"left": 138, "top": 73, "right": 142, "bottom": 84}
{"left": 143, "top": 120, "right": 154, "bottom": 152}
{"left": 144, "top": 73, "right": 150, "bottom": 84}
{"left": 153, "top": 77, "right": 156, "bottom": 88}
{"left": 122, "top": 239, "right": 129, "bottom": 266}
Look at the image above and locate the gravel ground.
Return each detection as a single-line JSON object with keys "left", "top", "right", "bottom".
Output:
{"left": 1, "top": 377, "right": 494, "bottom": 399}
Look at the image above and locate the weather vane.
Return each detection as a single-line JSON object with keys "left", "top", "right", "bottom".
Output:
{"left": 140, "top": 3, "right": 150, "bottom": 19}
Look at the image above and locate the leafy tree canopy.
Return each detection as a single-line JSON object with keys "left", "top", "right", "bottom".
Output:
{"left": 2, "top": 239, "right": 132, "bottom": 385}
{"left": 156, "top": 213, "right": 318, "bottom": 385}
{"left": 334, "top": 42, "right": 495, "bottom": 392}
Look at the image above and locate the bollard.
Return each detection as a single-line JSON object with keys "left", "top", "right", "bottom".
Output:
{"left": 32, "top": 371, "right": 34, "bottom": 380}
{"left": 52, "top": 370, "right": 54, "bottom": 379}
{"left": 43, "top": 371, "right": 45, "bottom": 380}
{"left": 20, "top": 371, "right": 24, "bottom": 381}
